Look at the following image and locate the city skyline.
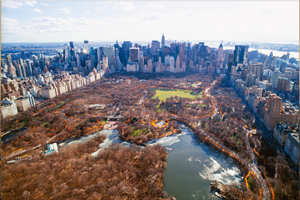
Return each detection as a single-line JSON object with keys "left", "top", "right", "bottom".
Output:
{"left": 1, "top": 1, "right": 299, "bottom": 43}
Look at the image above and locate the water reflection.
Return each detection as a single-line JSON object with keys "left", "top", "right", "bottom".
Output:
{"left": 57, "top": 124, "right": 243, "bottom": 200}
{"left": 149, "top": 124, "right": 243, "bottom": 200}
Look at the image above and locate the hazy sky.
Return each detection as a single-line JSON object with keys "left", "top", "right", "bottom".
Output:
{"left": 1, "top": 1, "right": 299, "bottom": 43}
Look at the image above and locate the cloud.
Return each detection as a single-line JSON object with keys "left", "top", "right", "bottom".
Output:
{"left": 57, "top": 7, "right": 73, "bottom": 14}
{"left": 1, "top": 16, "right": 21, "bottom": 35}
{"left": 25, "top": 16, "right": 106, "bottom": 34}
{"left": 85, "top": 11, "right": 91, "bottom": 13}
{"left": 24, "top": 1, "right": 37, "bottom": 6}
{"left": 40, "top": 2, "right": 50, "bottom": 6}
{"left": 111, "top": 2, "right": 135, "bottom": 12}
{"left": 95, "top": 7, "right": 102, "bottom": 10}
{"left": 145, "top": 3, "right": 165, "bottom": 10}
{"left": 1, "top": 1, "right": 37, "bottom": 9}
{"left": 33, "top": 8, "right": 43, "bottom": 13}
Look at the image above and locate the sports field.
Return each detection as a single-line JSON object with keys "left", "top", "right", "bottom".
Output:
{"left": 152, "top": 89, "right": 202, "bottom": 102}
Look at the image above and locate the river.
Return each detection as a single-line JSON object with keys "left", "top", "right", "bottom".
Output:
{"left": 57, "top": 124, "right": 242, "bottom": 199}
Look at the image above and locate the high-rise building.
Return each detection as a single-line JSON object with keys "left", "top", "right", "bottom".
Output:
{"left": 6, "top": 54, "right": 12, "bottom": 65}
{"left": 129, "top": 47, "right": 139, "bottom": 62}
{"left": 102, "top": 55, "right": 108, "bottom": 73}
{"left": 292, "top": 79, "right": 299, "bottom": 99}
{"left": 84, "top": 40, "right": 90, "bottom": 54}
{"left": 252, "top": 63, "right": 263, "bottom": 81}
{"left": 271, "top": 69, "right": 282, "bottom": 88}
{"left": 227, "top": 53, "right": 234, "bottom": 79}
{"left": 103, "top": 47, "right": 114, "bottom": 67}
{"left": 97, "top": 47, "right": 102, "bottom": 63}
{"left": 151, "top": 40, "right": 160, "bottom": 54}
{"left": 76, "top": 54, "right": 81, "bottom": 67}
{"left": 270, "top": 56, "right": 277, "bottom": 71}
{"left": 277, "top": 77, "right": 288, "bottom": 92}
{"left": 233, "top": 45, "right": 249, "bottom": 65}
{"left": 15, "top": 63, "right": 23, "bottom": 77}
{"left": 21, "top": 51, "right": 25, "bottom": 59}
{"left": 64, "top": 44, "right": 69, "bottom": 62}
{"left": 161, "top": 33, "right": 165, "bottom": 47}
{"left": 123, "top": 41, "right": 132, "bottom": 50}
{"left": 70, "top": 41, "right": 75, "bottom": 60}
{"left": 279, "top": 61, "right": 286, "bottom": 73}
{"left": 19, "top": 58, "right": 27, "bottom": 78}
{"left": 217, "top": 43, "right": 223, "bottom": 61}
{"left": 140, "top": 55, "right": 144, "bottom": 72}
{"left": 267, "top": 93, "right": 282, "bottom": 115}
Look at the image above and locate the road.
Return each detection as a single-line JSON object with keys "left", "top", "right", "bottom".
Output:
{"left": 199, "top": 81, "right": 270, "bottom": 200}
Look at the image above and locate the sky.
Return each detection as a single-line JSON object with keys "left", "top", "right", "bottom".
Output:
{"left": 1, "top": 1, "right": 299, "bottom": 44}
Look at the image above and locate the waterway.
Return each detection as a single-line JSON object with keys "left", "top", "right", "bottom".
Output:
{"left": 149, "top": 124, "right": 242, "bottom": 200}
{"left": 5, "top": 124, "right": 240, "bottom": 199}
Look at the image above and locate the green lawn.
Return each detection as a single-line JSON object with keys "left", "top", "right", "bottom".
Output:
{"left": 132, "top": 127, "right": 149, "bottom": 137}
{"left": 152, "top": 89, "right": 202, "bottom": 102}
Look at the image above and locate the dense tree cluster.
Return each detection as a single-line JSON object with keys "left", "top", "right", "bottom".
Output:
{"left": 256, "top": 140, "right": 299, "bottom": 200}
{"left": 3, "top": 73, "right": 298, "bottom": 199}
{"left": 2, "top": 135, "right": 172, "bottom": 200}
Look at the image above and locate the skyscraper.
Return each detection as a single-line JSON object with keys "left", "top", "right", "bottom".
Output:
{"left": 271, "top": 69, "right": 282, "bottom": 88}
{"left": 161, "top": 33, "right": 165, "bottom": 47}
{"left": 217, "top": 43, "right": 223, "bottom": 61}
{"left": 129, "top": 47, "right": 139, "bottom": 62}
{"left": 84, "top": 40, "right": 90, "bottom": 54}
{"left": 21, "top": 51, "right": 25, "bottom": 59}
{"left": 70, "top": 41, "right": 75, "bottom": 60}
{"left": 151, "top": 40, "right": 160, "bottom": 54}
{"left": 102, "top": 55, "right": 108, "bottom": 73}
{"left": 233, "top": 45, "right": 249, "bottom": 65}
{"left": 64, "top": 44, "right": 69, "bottom": 62}
{"left": 280, "top": 62, "right": 286, "bottom": 73}
{"left": 97, "top": 47, "right": 101, "bottom": 63}
{"left": 6, "top": 54, "right": 12, "bottom": 65}
{"left": 25, "top": 59, "right": 33, "bottom": 76}
{"left": 103, "top": 47, "right": 114, "bottom": 67}
{"left": 277, "top": 77, "right": 288, "bottom": 92}
{"left": 227, "top": 53, "right": 234, "bottom": 79}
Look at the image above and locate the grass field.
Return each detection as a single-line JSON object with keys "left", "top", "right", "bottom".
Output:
{"left": 152, "top": 89, "right": 202, "bottom": 102}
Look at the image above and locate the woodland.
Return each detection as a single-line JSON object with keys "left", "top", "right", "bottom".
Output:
{"left": 1, "top": 73, "right": 298, "bottom": 200}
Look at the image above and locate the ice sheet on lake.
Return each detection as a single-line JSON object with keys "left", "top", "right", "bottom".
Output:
{"left": 187, "top": 156, "right": 202, "bottom": 163}
{"left": 199, "top": 157, "right": 241, "bottom": 185}
{"left": 147, "top": 131, "right": 186, "bottom": 147}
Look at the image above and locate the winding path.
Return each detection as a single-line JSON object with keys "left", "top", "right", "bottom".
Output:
{"left": 139, "top": 80, "right": 270, "bottom": 199}
{"left": 198, "top": 81, "right": 270, "bottom": 200}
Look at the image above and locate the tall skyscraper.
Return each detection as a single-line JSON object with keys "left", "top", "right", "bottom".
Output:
{"left": 102, "top": 55, "right": 108, "bottom": 73}
{"left": 97, "top": 47, "right": 101, "bottom": 63}
{"left": 19, "top": 58, "right": 27, "bottom": 78}
{"left": 84, "top": 40, "right": 90, "bottom": 54}
{"left": 217, "top": 43, "right": 223, "bottom": 61}
{"left": 279, "top": 62, "right": 286, "bottom": 73}
{"left": 25, "top": 59, "right": 33, "bottom": 76}
{"left": 6, "top": 54, "right": 12, "bottom": 65}
{"left": 64, "top": 44, "right": 69, "bottom": 62}
{"left": 161, "top": 33, "right": 165, "bottom": 47}
{"left": 271, "top": 69, "right": 282, "bottom": 88}
{"left": 227, "top": 53, "right": 234, "bottom": 79}
{"left": 277, "top": 77, "right": 288, "bottom": 92}
{"left": 140, "top": 55, "right": 144, "bottom": 72}
{"left": 151, "top": 40, "right": 160, "bottom": 54}
{"left": 123, "top": 41, "right": 132, "bottom": 50}
{"left": 271, "top": 56, "right": 277, "bottom": 71}
{"left": 70, "top": 41, "right": 75, "bottom": 60}
{"left": 233, "top": 45, "right": 249, "bottom": 65}
{"left": 129, "top": 47, "right": 139, "bottom": 62}
{"left": 103, "top": 47, "right": 114, "bottom": 67}
{"left": 21, "top": 51, "right": 25, "bottom": 59}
